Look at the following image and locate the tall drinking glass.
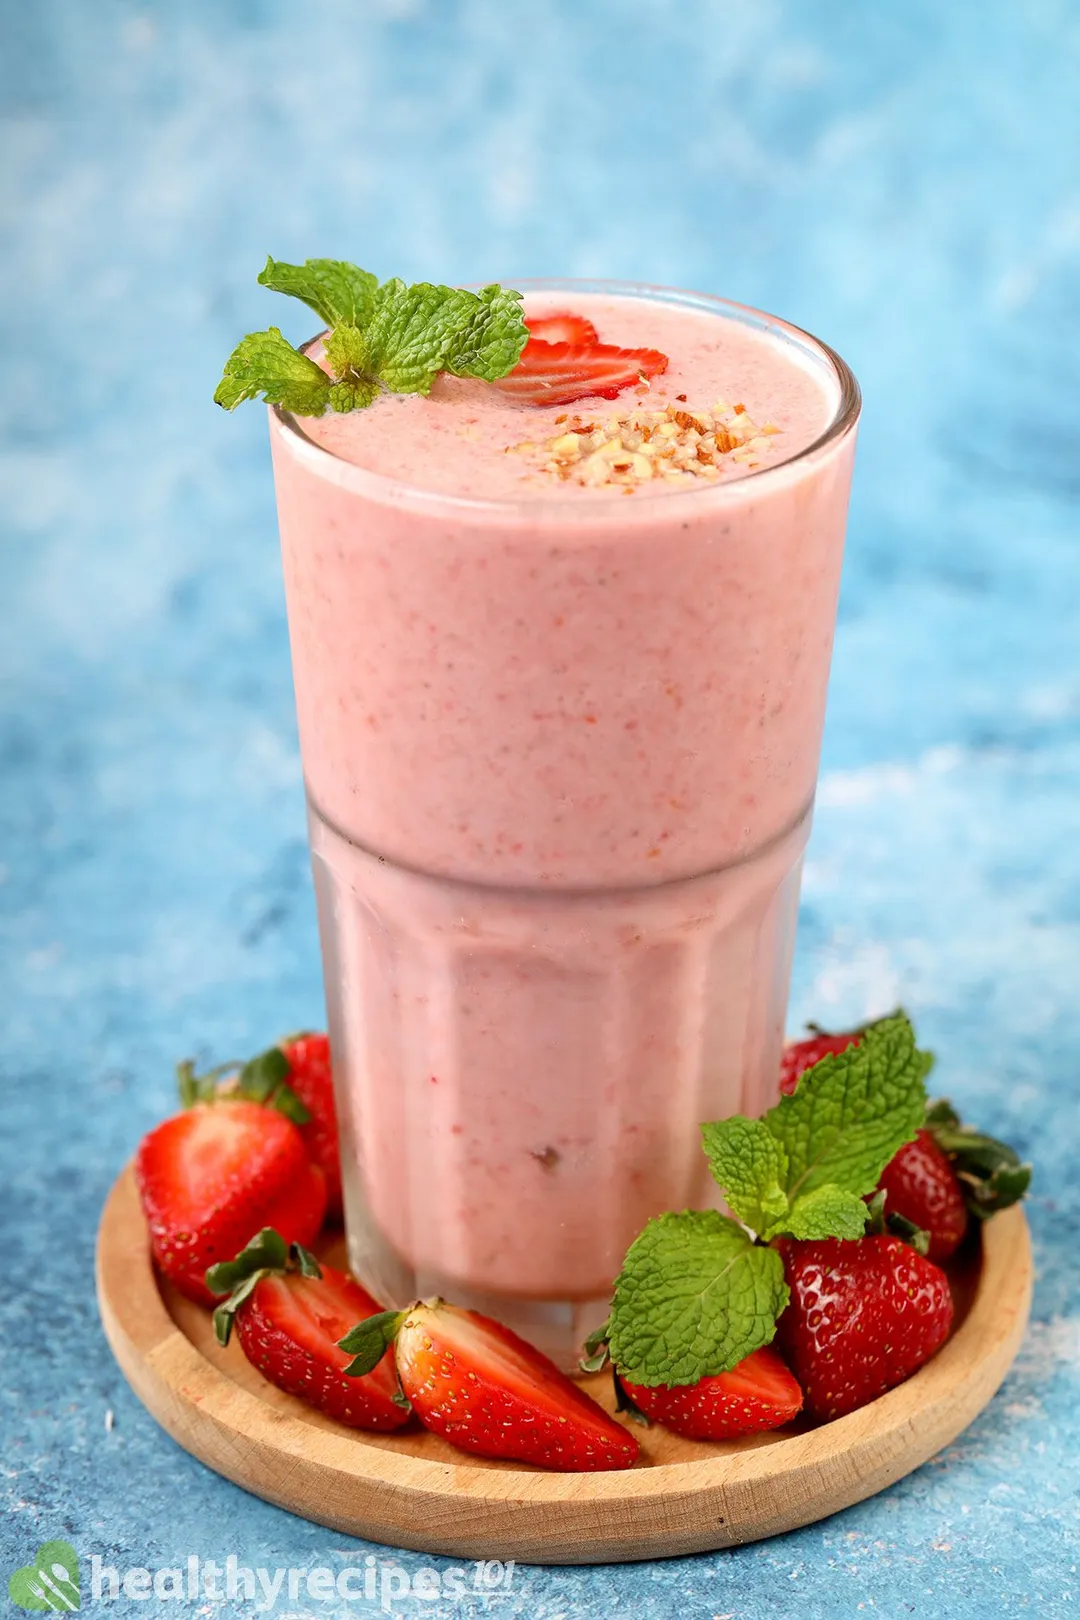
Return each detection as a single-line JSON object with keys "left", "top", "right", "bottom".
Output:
{"left": 268, "top": 282, "right": 860, "bottom": 1367}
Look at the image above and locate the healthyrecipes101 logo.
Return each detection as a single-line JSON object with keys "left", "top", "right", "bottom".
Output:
{"left": 8, "top": 1543, "right": 81, "bottom": 1612}
{"left": 8, "top": 1542, "right": 518, "bottom": 1612}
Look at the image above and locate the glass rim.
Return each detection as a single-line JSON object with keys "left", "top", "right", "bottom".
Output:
{"left": 270, "top": 277, "right": 861, "bottom": 520}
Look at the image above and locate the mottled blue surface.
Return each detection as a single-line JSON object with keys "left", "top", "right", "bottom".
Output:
{"left": 2, "top": 2, "right": 1078, "bottom": 1615}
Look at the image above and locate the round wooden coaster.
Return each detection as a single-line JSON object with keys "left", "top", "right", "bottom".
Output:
{"left": 96, "top": 1166, "right": 1031, "bottom": 1565}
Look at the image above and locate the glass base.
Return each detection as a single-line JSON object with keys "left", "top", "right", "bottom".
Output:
{"left": 310, "top": 800, "right": 810, "bottom": 1372}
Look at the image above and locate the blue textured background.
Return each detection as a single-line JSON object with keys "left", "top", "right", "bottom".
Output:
{"left": 2, "top": 2, "right": 1078, "bottom": 1615}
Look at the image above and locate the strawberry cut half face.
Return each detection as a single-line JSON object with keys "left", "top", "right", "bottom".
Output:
{"left": 395, "top": 1301, "right": 639, "bottom": 1470}
{"left": 237, "top": 1264, "right": 410, "bottom": 1431}
{"left": 494, "top": 339, "right": 669, "bottom": 408}
{"left": 135, "top": 1099, "right": 325, "bottom": 1305}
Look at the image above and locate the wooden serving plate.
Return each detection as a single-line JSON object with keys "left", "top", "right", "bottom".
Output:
{"left": 97, "top": 1166, "right": 1031, "bottom": 1565}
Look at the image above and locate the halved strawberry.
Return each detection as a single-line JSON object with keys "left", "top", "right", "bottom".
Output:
{"left": 208, "top": 1230, "right": 409, "bottom": 1430}
{"left": 135, "top": 1098, "right": 326, "bottom": 1306}
{"left": 339, "top": 1301, "right": 639, "bottom": 1470}
{"left": 524, "top": 311, "right": 600, "bottom": 345}
{"left": 618, "top": 1346, "right": 803, "bottom": 1441}
{"left": 494, "top": 339, "right": 668, "bottom": 407}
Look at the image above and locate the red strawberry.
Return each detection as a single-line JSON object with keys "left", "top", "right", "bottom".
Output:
{"left": 778, "top": 1236, "right": 954, "bottom": 1420}
{"left": 494, "top": 339, "right": 668, "bottom": 407}
{"left": 877, "top": 1128, "right": 969, "bottom": 1262}
{"left": 524, "top": 311, "right": 600, "bottom": 345}
{"left": 135, "top": 1099, "right": 326, "bottom": 1306}
{"left": 275, "top": 1033, "right": 342, "bottom": 1220}
{"left": 779, "top": 1028, "right": 862, "bottom": 1096}
{"left": 208, "top": 1231, "right": 409, "bottom": 1430}
{"left": 620, "top": 1345, "right": 803, "bottom": 1440}
{"left": 343, "top": 1301, "right": 638, "bottom": 1470}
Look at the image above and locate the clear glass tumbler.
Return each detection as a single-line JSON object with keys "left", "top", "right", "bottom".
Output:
{"left": 268, "top": 282, "right": 860, "bottom": 1367}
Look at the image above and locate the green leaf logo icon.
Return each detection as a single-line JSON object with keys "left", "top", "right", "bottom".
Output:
{"left": 8, "top": 1542, "right": 80, "bottom": 1611}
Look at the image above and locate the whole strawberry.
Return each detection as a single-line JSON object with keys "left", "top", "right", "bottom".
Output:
{"left": 208, "top": 1230, "right": 409, "bottom": 1431}
{"left": 135, "top": 1092, "right": 325, "bottom": 1306}
{"left": 877, "top": 1128, "right": 969, "bottom": 1262}
{"left": 779, "top": 1027, "right": 862, "bottom": 1096}
{"left": 778, "top": 1235, "right": 954, "bottom": 1420}
{"left": 619, "top": 1346, "right": 803, "bottom": 1441}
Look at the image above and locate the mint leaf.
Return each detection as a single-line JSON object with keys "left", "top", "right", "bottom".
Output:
{"left": 778, "top": 1184, "right": 869, "bottom": 1241}
{"left": 764, "top": 1012, "right": 931, "bottom": 1202}
{"left": 607, "top": 1210, "right": 787, "bottom": 1387}
{"left": 323, "top": 324, "right": 381, "bottom": 412}
{"left": 217, "top": 262, "right": 528, "bottom": 415}
{"left": 700, "top": 1117, "right": 789, "bottom": 1235}
{"left": 363, "top": 280, "right": 528, "bottom": 395}
{"left": 214, "top": 328, "right": 331, "bottom": 414}
{"left": 441, "top": 284, "right": 532, "bottom": 380}
{"left": 258, "top": 257, "right": 379, "bottom": 328}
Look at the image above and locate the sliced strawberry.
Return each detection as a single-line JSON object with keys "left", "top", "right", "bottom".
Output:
{"left": 494, "top": 339, "right": 668, "bottom": 407}
{"left": 778, "top": 1235, "right": 954, "bottom": 1420}
{"left": 779, "top": 1028, "right": 862, "bottom": 1096}
{"left": 135, "top": 1099, "right": 326, "bottom": 1306}
{"left": 619, "top": 1346, "right": 803, "bottom": 1441}
{"left": 273, "top": 1033, "right": 342, "bottom": 1220}
{"left": 340, "top": 1300, "right": 638, "bottom": 1470}
{"left": 208, "top": 1231, "right": 409, "bottom": 1430}
{"left": 524, "top": 311, "right": 600, "bottom": 345}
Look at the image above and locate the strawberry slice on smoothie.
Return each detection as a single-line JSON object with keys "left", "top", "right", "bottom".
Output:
{"left": 495, "top": 331, "right": 668, "bottom": 406}
{"left": 524, "top": 311, "right": 600, "bottom": 345}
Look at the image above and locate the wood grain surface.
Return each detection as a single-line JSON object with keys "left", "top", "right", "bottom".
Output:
{"left": 96, "top": 1166, "right": 1031, "bottom": 1565}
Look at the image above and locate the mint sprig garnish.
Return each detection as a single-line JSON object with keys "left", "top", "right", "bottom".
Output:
{"left": 603, "top": 1012, "right": 933, "bottom": 1386}
{"left": 214, "top": 258, "right": 529, "bottom": 416}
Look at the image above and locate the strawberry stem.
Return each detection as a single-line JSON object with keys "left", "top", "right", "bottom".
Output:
{"left": 206, "top": 1227, "right": 323, "bottom": 1345}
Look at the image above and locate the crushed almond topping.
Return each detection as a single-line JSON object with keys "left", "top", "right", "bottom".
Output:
{"left": 508, "top": 400, "right": 783, "bottom": 490}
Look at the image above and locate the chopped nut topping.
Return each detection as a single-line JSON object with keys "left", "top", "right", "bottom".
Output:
{"left": 508, "top": 400, "right": 783, "bottom": 490}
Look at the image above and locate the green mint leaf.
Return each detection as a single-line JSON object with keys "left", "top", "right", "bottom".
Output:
{"left": 763, "top": 1011, "right": 931, "bottom": 1202}
{"left": 322, "top": 324, "right": 381, "bottom": 412}
{"left": 700, "top": 1117, "right": 790, "bottom": 1235}
{"left": 258, "top": 257, "right": 379, "bottom": 328}
{"left": 607, "top": 1210, "right": 788, "bottom": 1387}
{"left": 354, "top": 278, "right": 528, "bottom": 395}
{"left": 440, "top": 283, "right": 531, "bottom": 380}
{"left": 337, "top": 1309, "right": 407, "bottom": 1377}
{"left": 768, "top": 1184, "right": 869, "bottom": 1241}
{"left": 214, "top": 328, "right": 332, "bottom": 414}
{"left": 219, "top": 262, "right": 527, "bottom": 414}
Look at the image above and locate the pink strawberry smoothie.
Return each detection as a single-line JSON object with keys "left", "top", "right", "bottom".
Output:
{"left": 268, "top": 284, "right": 859, "bottom": 1363}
